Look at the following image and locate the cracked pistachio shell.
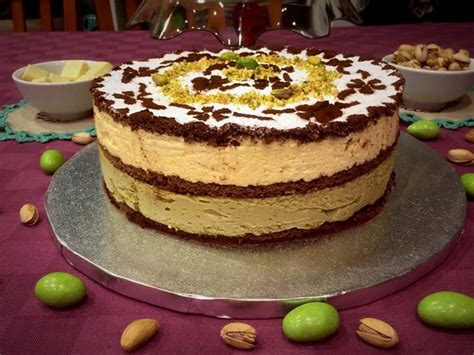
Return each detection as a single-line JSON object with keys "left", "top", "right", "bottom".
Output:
{"left": 282, "top": 302, "right": 340, "bottom": 342}
{"left": 417, "top": 291, "right": 474, "bottom": 329}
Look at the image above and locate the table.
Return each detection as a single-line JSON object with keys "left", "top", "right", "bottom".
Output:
{"left": 1, "top": 23, "right": 473, "bottom": 354}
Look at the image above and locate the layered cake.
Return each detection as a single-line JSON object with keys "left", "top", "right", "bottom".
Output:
{"left": 92, "top": 47, "right": 404, "bottom": 242}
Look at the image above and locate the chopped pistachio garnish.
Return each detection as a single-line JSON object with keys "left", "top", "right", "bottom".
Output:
{"left": 308, "top": 55, "right": 321, "bottom": 65}
{"left": 156, "top": 53, "right": 341, "bottom": 108}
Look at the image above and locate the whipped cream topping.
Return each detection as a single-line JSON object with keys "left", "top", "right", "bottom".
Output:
{"left": 95, "top": 47, "right": 402, "bottom": 131}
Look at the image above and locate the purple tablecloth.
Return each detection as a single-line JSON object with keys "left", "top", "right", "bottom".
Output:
{"left": 1, "top": 24, "right": 473, "bottom": 354}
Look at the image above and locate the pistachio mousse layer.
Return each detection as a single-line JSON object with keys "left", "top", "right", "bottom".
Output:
{"left": 92, "top": 47, "right": 404, "bottom": 241}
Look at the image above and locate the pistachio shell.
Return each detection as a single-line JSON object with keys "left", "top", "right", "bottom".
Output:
{"left": 220, "top": 322, "right": 256, "bottom": 350}
{"left": 19, "top": 204, "right": 39, "bottom": 226}
{"left": 452, "top": 52, "right": 470, "bottom": 63}
{"left": 447, "top": 149, "right": 473, "bottom": 164}
{"left": 464, "top": 129, "right": 474, "bottom": 143}
{"left": 356, "top": 318, "right": 399, "bottom": 348}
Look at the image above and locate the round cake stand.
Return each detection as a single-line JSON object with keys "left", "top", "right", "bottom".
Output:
{"left": 45, "top": 133, "right": 466, "bottom": 319}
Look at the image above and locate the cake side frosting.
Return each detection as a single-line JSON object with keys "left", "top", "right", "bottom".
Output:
{"left": 96, "top": 109, "right": 398, "bottom": 190}
{"left": 92, "top": 47, "right": 403, "bottom": 146}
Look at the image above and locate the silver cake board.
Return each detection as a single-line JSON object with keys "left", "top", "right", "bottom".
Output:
{"left": 45, "top": 133, "right": 466, "bottom": 319}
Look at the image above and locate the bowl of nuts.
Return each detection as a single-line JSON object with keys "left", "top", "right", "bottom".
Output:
{"left": 383, "top": 44, "right": 474, "bottom": 111}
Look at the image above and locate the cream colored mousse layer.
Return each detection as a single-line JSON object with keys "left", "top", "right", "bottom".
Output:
{"left": 100, "top": 148, "right": 395, "bottom": 237}
{"left": 95, "top": 107, "right": 399, "bottom": 186}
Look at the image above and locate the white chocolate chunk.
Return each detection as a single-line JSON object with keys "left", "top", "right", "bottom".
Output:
{"left": 76, "top": 61, "right": 112, "bottom": 81}
{"left": 60, "top": 60, "right": 89, "bottom": 80}
{"left": 21, "top": 65, "right": 50, "bottom": 81}
{"left": 48, "top": 72, "right": 71, "bottom": 83}
{"left": 32, "top": 77, "right": 50, "bottom": 83}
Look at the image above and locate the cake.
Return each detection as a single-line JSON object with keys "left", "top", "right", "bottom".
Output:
{"left": 91, "top": 47, "right": 404, "bottom": 242}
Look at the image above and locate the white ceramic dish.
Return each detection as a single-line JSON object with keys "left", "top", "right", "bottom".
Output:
{"left": 383, "top": 54, "right": 474, "bottom": 111}
{"left": 12, "top": 60, "right": 98, "bottom": 121}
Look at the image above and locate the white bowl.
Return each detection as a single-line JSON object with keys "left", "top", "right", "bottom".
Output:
{"left": 12, "top": 60, "right": 98, "bottom": 121}
{"left": 382, "top": 54, "right": 474, "bottom": 111}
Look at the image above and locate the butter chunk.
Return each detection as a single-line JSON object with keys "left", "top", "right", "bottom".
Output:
{"left": 60, "top": 60, "right": 89, "bottom": 80}
{"left": 21, "top": 65, "right": 50, "bottom": 81}
{"left": 76, "top": 61, "right": 112, "bottom": 81}
{"left": 48, "top": 73, "right": 71, "bottom": 83}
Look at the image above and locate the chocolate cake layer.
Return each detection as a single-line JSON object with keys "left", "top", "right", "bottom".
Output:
{"left": 99, "top": 138, "right": 397, "bottom": 198}
{"left": 100, "top": 149, "right": 396, "bottom": 238}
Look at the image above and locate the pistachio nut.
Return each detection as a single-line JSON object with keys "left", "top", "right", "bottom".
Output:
{"left": 458, "top": 49, "right": 470, "bottom": 58}
{"left": 356, "top": 318, "right": 399, "bottom": 349}
{"left": 447, "top": 149, "right": 473, "bottom": 164}
{"left": 220, "top": 322, "right": 256, "bottom": 350}
{"left": 448, "top": 62, "right": 462, "bottom": 71}
{"left": 399, "top": 50, "right": 413, "bottom": 61}
{"left": 151, "top": 73, "right": 168, "bottom": 86}
{"left": 19, "top": 203, "right": 39, "bottom": 226}
{"left": 426, "top": 43, "right": 440, "bottom": 53}
{"left": 399, "top": 44, "right": 415, "bottom": 52}
{"left": 465, "top": 129, "right": 474, "bottom": 144}
{"left": 452, "top": 52, "right": 470, "bottom": 64}
{"left": 71, "top": 132, "right": 93, "bottom": 145}
{"left": 415, "top": 44, "right": 428, "bottom": 62}
{"left": 271, "top": 88, "right": 293, "bottom": 100}
{"left": 437, "top": 57, "right": 449, "bottom": 68}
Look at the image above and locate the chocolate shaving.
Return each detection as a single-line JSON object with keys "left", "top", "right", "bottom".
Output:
{"left": 281, "top": 66, "right": 295, "bottom": 73}
{"left": 192, "top": 75, "right": 229, "bottom": 91}
{"left": 253, "top": 79, "right": 268, "bottom": 90}
{"left": 203, "top": 63, "right": 229, "bottom": 75}
{"left": 271, "top": 81, "right": 290, "bottom": 89}
{"left": 283, "top": 72, "right": 291, "bottom": 82}
{"left": 347, "top": 79, "right": 365, "bottom": 89}
{"left": 221, "top": 83, "right": 251, "bottom": 91}
{"left": 337, "top": 88, "right": 356, "bottom": 100}
{"left": 171, "top": 103, "right": 195, "bottom": 110}
{"left": 359, "top": 84, "right": 374, "bottom": 95}
{"left": 234, "top": 112, "right": 274, "bottom": 121}
{"left": 357, "top": 69, "right": 370, "bottom": 79}
{"left": 296, "top": 101, "right": 358, "bottom": 124}
{"left": 113, "top": 93, "right": 136, "bottom": 105}
{"left": 122, "top": 66, "right": 139, "bottom": 83}
{"left": 262, "top": 108, "right": 296, "bottom": 114}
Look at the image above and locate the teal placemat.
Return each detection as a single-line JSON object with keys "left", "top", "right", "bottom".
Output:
{"left": 0, "top": 100, "right": 96, "bottom": 143}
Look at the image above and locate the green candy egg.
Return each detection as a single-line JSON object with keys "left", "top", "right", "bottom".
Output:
{"left": 40, "top": 149, "right": 64, "bottom": 175}
{"left": 236, "top": 58, "right": 258, "bottom": 70}
{"left": 219, "top": 51, "right": 239, "bottom": 61}
{"left": 417, "top": 291, "right": 474, "bottom": 329}
{"left": 282, "top": 302, "right": 340, "bottom": 342}
{"left": 460, "top": 173, "right": 474, "bottom": 198}
{"left": 35, "top": 272, "right": 87, "bottom": 308}
{"left": 407, "top": 120, "right": 440, "bottom": 140}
